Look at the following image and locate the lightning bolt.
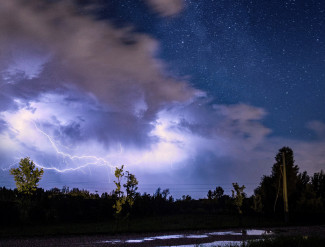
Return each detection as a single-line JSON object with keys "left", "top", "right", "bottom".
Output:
{"left": 33, "top": 122, "right": 118, "bottom": 164}
{"left": 34, "top": 162, "right": 112, "bottom": 173}
{"left": 1, "top": 161, "right": 19, "bottom": 171}
{"left": 30, "top": 121, "right": 122, "bottom": 173}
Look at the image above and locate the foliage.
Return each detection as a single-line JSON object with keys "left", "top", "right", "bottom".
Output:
{"left": 272, "top": 147, "right": 299, "bottom": 199}
{"left": 244, "top": 236, "right": 325, "bottom": 247}
{"left": 10, "top": 157, "right": 44, "bottom": 195}
{"left": 112, "top": 165, "right": 138, "bottom": 218}
{"left": 251, "top": 194, "right": 263, "bottom": 214}
{"left": 208, "top": 186, "right": 224, "bottom": 200}
{"left": 311, "top": 170, "right": 325, "bottom": 199}
{"left": 124, "top": 171, "right": 138, "bottom": 207}
{"left": 255, "top": 147, "right": 301, "bottom": 213}
{"left": 255, "top": 147, "right": 325, "bottom": 216}
{"left": 232, "top": 182, "right": 246, "bottom": 214}
{"left": 2, "top": 146, "right": 325, "bottom": 231}
{"left": 113, "top": 165, "right": 126, "bottom": 215}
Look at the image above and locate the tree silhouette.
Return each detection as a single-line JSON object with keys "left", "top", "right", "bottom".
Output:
{"left": 272, "top": 147, "right": 299, "bottom": 199}
{"left": 254, "top": 146, "right": 308, "bottom": 214}
{"left": 251, "top": 194, "right": 263, "bottom": 214}
{"left": 10, "top": 157, "right": 44, "bottom": 195}
{"left": 207, "top": 186, "right": 224, "bottom": 200}
{"left": 214, "top": 186, "right": 224, "bottom": 199}
{"left": 311, "top": 170, "right": 325, "bottom": 199}
{"left": 113, "top": 165, "right": 126, "bottom": 215}
{"left": 232, "top": 183, "right": 246, "bottom": 215}
{"left": 124, "top": 171, "right": 138, "bottom": 208}
{"left": 113, "top": 165, "right": 138, "bottom": 219}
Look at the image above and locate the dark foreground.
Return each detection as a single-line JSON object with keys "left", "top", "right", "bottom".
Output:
{"left": 1, "top": 225, "right": 324, "bottom": 247}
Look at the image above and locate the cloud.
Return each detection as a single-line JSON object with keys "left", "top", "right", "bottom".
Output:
{"left": 0, "top": 0, "right": 202, "bottom": 150}
{"left": 307, "top": 120, "right": 325, "bottom": 138}
{"left": 154, "top": 102, "right": 325, "bottom": 191}
{"left": 0, "top": 0, "right": 199, "bottom": 113}
{"left": 145, "top": 0, "right": 185, "bottom": 17}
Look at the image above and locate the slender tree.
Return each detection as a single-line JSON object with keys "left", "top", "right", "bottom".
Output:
{"left": 113, "top": 165, "right": 126, "bottom": 215}
{"left": 113, "top": 165, "right": 138, "bottom": 219}
{"left": 124, "top": 171, "right": 138, "bottom": 208}
{"left": 10, "top": 157, "right": 44, "bottom": 195}
{"left": 232, "top": 182, "right": 246, "bottom": 215}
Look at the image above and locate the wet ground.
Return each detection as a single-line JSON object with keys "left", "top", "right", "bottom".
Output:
{"left": 1, "top": 225, "right": 324, "bottom": 247}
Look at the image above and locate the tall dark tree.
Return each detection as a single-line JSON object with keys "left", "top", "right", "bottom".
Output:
{"left": 254, "top": 175, "right": 276, "bottom": 213}
{"left": 311, "top": 170, "right": 325, "bottom": 199}
{"left": 272, "top": 147, "right": 299, "bottom": 199}
{"left": 255, "top": 147, "right": 300, "bottom": 214}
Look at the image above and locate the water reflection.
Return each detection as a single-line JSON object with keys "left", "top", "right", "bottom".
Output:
{"left": 155, "top": 235, "right": 185, "bottom": 240}
{"left": 246, "top": 229, "right": 272, "bottom": 235}
{"left": 209, "top": 231, "right": 242, "bottom": 236}
{"left": 209, "top": 229, "right": 272, "bottom": 236}
{"left": 186, "top": 234, "right": 209, "bottom": 238}
{"left": 159, "top": 240, "right": 242, "bottom": 247}
{"left": 99, "top": 229, "right": 272, "bottom": 245}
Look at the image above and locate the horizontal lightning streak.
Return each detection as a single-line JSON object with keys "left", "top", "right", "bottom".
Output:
{"left": 34, "top": 162, "right": 111, "bottom": 173}
{"left": 32, "top": 121, "right": 118, "bottom": 172}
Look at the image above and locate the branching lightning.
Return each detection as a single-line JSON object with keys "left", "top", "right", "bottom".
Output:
{"left": 30, "top": 121, "right": 121, "bottom": 173}
{"left": 1, "top": 115, "right": 184, "bottom": 175}
{"left": 1, "top": 161, "right": 18, "bottom": 171}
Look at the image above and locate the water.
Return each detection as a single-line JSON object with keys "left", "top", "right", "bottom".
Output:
{"left": 209, "top": 231, "right": 242, "bottom": 236}
{"left": 186, "top": 234, "right": 209, "bottom": 238}
{"left": 118, "top": 234, "right": 185, "bottom": 243}
{"left": 100, "top": 240, "right": 121, "bottom": 243}
{"left": 99, "top": 229, "right": 272, "bottom": 246}
{"left": 209, "top": 229, "right": 272, "bottom": 236}
{"left": 155, "top": 235, "right": 185, "bottom": 240}
{"left": 159, "top": 241, "right": 242, "bottom": 247}
{"left": 126, "top": 239, "right": 145, "bottom": 243}
{"left": 245, "top": 229, "right": 272, "bottom": 235}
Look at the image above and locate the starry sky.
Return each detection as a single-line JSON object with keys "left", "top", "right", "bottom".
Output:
{"left": 0, "top": 0, "right": 324, "bottom": 198}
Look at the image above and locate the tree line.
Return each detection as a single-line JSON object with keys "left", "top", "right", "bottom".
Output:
{"left": 1, "top": 147, "right": 325, "bottom": 226}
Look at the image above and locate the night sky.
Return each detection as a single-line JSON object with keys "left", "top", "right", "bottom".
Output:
{"left": 0, "top": 0, "right": 324, "bottom": 198}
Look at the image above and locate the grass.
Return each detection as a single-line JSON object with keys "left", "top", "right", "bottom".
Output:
{"left": 213, "top": 236, "right": 325, "bottom": 247}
